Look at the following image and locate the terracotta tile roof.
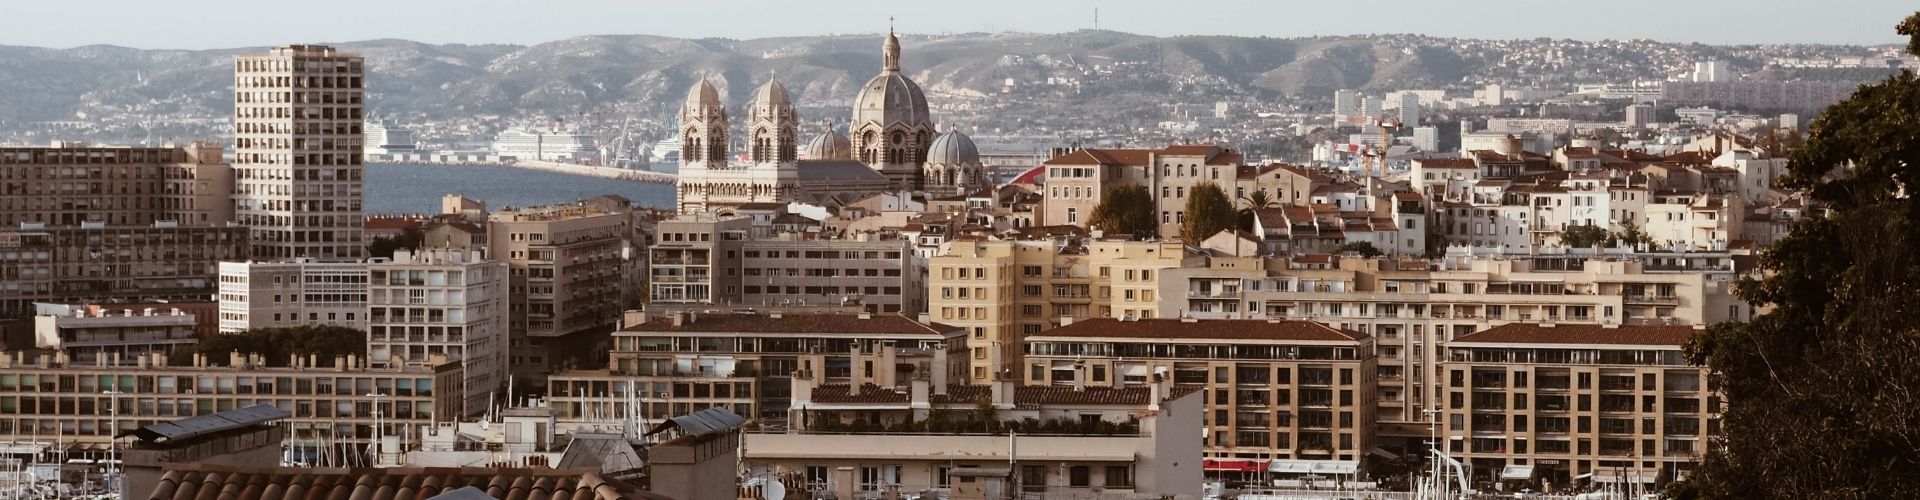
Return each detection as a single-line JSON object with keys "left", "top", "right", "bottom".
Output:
{"left": 1016, "top": 386, "right": 1156, "bottom": 406}
{"left": 142, "top": 465, "right": 670, "bottom": 500}
{"left": 1043, "top": 148, "right": 1155, "bottom": 166}
{"left": 811, "top": 384, "right": 1195, "bottom": 407}
{"left": 1293, "top": 253, "right": 1333, "bottom": 264}
{"left": 622, "top": 313, "right": 959, "bottom": 337}
{"left": 1035, "top": 318, "right": 1365, "bottom": 343}
{"left": 1417, "top": 158, "right": 1478, "bottom": 169}
{"left": 1392, "top": 191, "right": 1424, "bottom": 201}
{"left": 1160, "top": 144, "right": 1220, "bottom": 156}
{"left": 1451, "top": 323, "right": 1696, "bottom": 347}
{"left": 811, "top": 384, "right": 910, "bottom": 404}
{"left": 364, "top": 217, "right": 425, "bottom": 231}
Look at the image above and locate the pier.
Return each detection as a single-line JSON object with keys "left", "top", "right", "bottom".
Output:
{"left": 506, "top": 160, "right": 677, "bottom": 184}
{"left": 370, "top": 158, "right": 677, "bottom": 184}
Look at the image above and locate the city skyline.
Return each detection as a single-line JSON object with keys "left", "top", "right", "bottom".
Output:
{"left": 3, "top": 0, "right": 1915, "bottom": 49}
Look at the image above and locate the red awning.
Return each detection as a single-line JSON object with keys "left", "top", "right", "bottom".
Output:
{"left": 1203, "top": 458, "right": 1269, "bottom": 473}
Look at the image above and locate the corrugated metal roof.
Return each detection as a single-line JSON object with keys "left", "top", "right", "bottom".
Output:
{"left": 645, "top": 408, "right": 745, "bottom": 438}
{"left": 123, "top": 404, "right": 289, "bottom": 443}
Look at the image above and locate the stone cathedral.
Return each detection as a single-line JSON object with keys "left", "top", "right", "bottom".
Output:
{"left": 675, "top": 29, "right": 987, "bottom": 214}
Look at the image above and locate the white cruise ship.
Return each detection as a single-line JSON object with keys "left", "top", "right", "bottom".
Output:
{"left": 492, "top": 128, "right": 601, "bottom": 164}
{"left": 364, "top": 122, "right": 417, "bottom": 155}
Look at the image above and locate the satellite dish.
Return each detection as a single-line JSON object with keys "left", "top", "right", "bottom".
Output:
{"left": 763, "top": 480, "right": 786, "bottom": 500}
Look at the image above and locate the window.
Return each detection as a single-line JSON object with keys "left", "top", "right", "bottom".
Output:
{"left": 1067, "top": 208, "right": 1078, "bottom": 224}
{"left": 1104, "top": 466, "right": 1133, "bottom": 488}
{"left": 1069, "top": 466, "right": 1090, "bottom": 488}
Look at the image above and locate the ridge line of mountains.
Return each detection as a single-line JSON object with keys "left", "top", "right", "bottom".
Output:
{"left": 0, "top": 31, "right": 1896, "bottom": 125}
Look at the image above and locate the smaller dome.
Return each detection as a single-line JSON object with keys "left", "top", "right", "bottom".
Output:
{"left": 926, "top": 131, "right": 980, "bottom": 166}
{"left": 805, "top": 130, "right": 853, "bottom": 161}
{"left": 684, "top": 79, "right": 722, "bottom": 111}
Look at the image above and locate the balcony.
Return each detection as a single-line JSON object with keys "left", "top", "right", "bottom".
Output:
{"left": 1625, "top": 294, "right": 1681, "bottom": 305}
{"left": 1187, "top": 290, "right": 1242, "bottom": 299}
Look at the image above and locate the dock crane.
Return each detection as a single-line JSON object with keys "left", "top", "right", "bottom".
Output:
{"left": 1361, "top": 114, "right": 1403, "bottom": 193}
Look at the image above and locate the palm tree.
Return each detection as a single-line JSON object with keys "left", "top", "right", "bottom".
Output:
{"left": 1237, "top": 189, "right": 1281, "bottom": 231}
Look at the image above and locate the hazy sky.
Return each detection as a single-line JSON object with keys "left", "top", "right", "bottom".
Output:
{"left": 9, "top": 0, "right": 1914, "bottom": 49}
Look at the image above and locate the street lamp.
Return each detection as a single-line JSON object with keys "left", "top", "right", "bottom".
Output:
{"left": 103, "top": 390, "right": 123, "bottom": 498}
{"left": 364, "top": 393, "right": 387, "bottom": 466}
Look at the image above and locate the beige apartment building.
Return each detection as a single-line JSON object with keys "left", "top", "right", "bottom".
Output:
{"left": 0, "top": 142, "right": 231, "bottom": 228}
{"left": 0, "top": 351, "right": 461, "bottom": 459}
{"left": 647, "top": 214, "right": 751, "bottom": 305}
{"left": 0, "top": 143, "right": 243, "bottom": 318}
{"left": 1039, "top": 145, "right": 1242, "bottom": 237}
{"left": 367, "top": 249, "right": 509, "bottom": 416}
{"left": 1, "top": 225, "right": 247, "bottom": 319}
{"left": 1158, "top": 252, "right": 1745, "bottom": 451}
{"left": 1442, "top": 323, "right": 1716, "bottom": 490}
{"left": 216, "top": 259, "right": 369, "bottom": 333}
{"left": 547, "top": 311, "right": 963, "bottom": 425}
{"left": 648, "top": 214, "right": 925, "bottom": 315}
{"left": 929, "top": 238, "right": 1192, "bottom": 382}
{"left": 232, "top": 44, "right": 366, "bottom": 261}
{"left": 32, "top": 304, "right": 199, "bottom": 366}
{"left": 487, "top": 203, "right": 631, "bottom": 384}
{"left": 740, "top": 234, "right": 921, "bottom": 314}
{"left": 1024, "top": 318, "right": 1376, "bottom": 466}
{"left": 748, "top": 375, "right": 1204, "bottom": 497}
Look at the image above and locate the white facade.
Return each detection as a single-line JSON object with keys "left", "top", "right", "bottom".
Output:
{"left": 217, "top": 259, "right": 369, "bottom": 333}
{"left": 368, "top": 249, "right": 508, "bottom": 416}
{"left": 492, "top": 129, "right": 601, "bottom": 163}
{"left": 364, "top": 123, "right": 417, "bottom": 155}
{"left": 1412, "top": 126, "right": 1439, "bottom": 152}
{"left": 232, "top": 45, "right": 366, "bottom": 261}
{"left": 1397, "top": 92, "right": 1420, "bottom": 127}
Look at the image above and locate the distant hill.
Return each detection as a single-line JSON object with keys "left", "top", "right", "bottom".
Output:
{"left": 0, "top": 32, "right": 1892, "bottom": 125}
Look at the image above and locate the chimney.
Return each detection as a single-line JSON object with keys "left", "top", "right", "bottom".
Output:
{"left": 1072, "top": 362, "right": 1087, "bottom": 392}
{"left": 1149, "top": 373, "right": 1165, "bottom": 412}
{"left": 670, "top": 313, "right": 686, "bottom": 327}
{"left": 990, "top": 376, "right": 1016, "bottom": 409}
{"left": 850, "top": 345, "right": 867, "bottom": 394}
{"left": 622, "top": 309, "right": 647, "bottom": 328}
{"left": 917, "top": 312, "right": 931, "bottom": 324}
{"left": 136, "top": 354, "right": 148, "bottom": 370}
{"left": 932, "top": 346, "right": 950, "bottom": 396}
{"left": 230, "top": 351, "right": 244, "bottom": 368}
{"left": 878, "top": 341, "right": 898, "bottom": 388}
{"left": 1059, "top": 316, "right": 1073, "bottom": 326}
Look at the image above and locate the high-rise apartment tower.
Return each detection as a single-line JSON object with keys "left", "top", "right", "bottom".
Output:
{"left": 232, "top": 45, "right": 366, "bottom": 261}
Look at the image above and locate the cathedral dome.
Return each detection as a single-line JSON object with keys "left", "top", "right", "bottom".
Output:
{"left": 926, "top": 131, "right": 980, "bottom": 166}
{"left": 852, "top": 73, "right": 931, "bottom": 129}
{"left": 851, "top": 30, "right": 930, "bottom": 130}
{"left": 684, "top": 78, "right": 722, "bottom": 113}
{"left": 751, "top": 79, "right": 790, "bottom": 109}
{"left": 805, "top": 129, "right": 853, "bottom": 161}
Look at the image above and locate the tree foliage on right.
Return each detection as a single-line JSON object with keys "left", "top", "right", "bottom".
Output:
{"left": 1674, "top": 12, "right": 1920, "bottom": 499}
{"left": 1180, "top": 182, "right": 1237, "bottom": 243}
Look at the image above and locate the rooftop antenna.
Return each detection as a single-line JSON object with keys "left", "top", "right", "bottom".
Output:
{"left": 1094, "top": 7, "right": 1100, "bottom": 31}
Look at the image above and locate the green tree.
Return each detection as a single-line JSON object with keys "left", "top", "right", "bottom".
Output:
{"left": 1559, "top": 224, "right": 1611, "bottom": 248}
{"left": 368, "top": 228, "right": 424, "bottom": 259}
{"left": 1088, "top": 184, "right": 1157, "bottom": 239}
{"left": 1180, "top": 182, "right": 1237, "bottom": 243}
{"left": 171, "top": 325, "right": 368, "bottom": 367}
{"left": 1609, "top": 220, "right": 1654, "bottom": 248}
{"left": 1237, "top": 189, "right": 1281, "bottom": 231}
{"left": 1674, "top": 12, "right": 1920, "bottom": 499}
{"left": 1335, "top": 241, "right": 1383, "bottom": 258}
